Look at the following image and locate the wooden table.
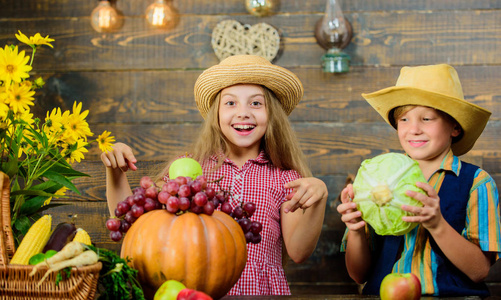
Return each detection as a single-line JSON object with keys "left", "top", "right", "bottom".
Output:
{"left": 220, "top": 295, "right": 491, "bottom": 300}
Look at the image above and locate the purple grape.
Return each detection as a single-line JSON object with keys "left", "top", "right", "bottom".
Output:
{"left": 243, "top": 202, "right": 256, "bottom": 217}
{"left": 193, "top": 192, "right": 208, "bottom": 207}
{"left": 251, "top": 233, "right": 262, "bottom": 244}
{"left": 165, "top": 180, "right": 180, "bottom": 195}
{"left": 179, "top": 197, "right": 191, "bottom": 211}
{"left": 191, "top": 180, "right": 203, "bottom": 194}
{"left": 106, "top": 218, "right": 121, "bottom": 231}
{"left": 120, "top": 220, "right": 131, "bottom": 233}
{"left": 124, "top": 211, "right": 137, "bottom": 224}
{"left": 110, "top": 230, "right": 123, "bottom": 242}
{"left": 133, "top": 193, "right": 145, "bottom": 206}
{"left": 117, "top": 201, "right": 130, "bottom": 215}
{"left": 221, "top": 202, "right": 233, "bottom": 215}
{"left": 244, "top": 231, "right": 253, "bottom": 243}
{"left": 158, "top": 191, "right": 170, "bottom": 204}
{"left": 203, "top": 202, "right": 215, "bottom": 215}
{"left": 131, "top": 204, "right": 144, "bottom": 218}
{"left": 166, "top": 196, "right": 180, "bottom": 213}
{"left": 250, "top": 221, "right": 263, "bottom": 234}
{"left": 144, "top": 197, "right": 157, "bottom": 211}
{"left": 232, "top": 206, "right": 244, "bottom": 219}
{"left": 238, "top": 218, "right": 252, "bottom": 233}
{"left": 178, "top": 184, "right": 191, "bottom": 197}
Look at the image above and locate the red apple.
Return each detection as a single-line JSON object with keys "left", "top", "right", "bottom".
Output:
{"left": 177, "top": 288, "right": 213, "bottom": 300}
{"left": 380, "top": 272, "right": 421, "bottom": 300}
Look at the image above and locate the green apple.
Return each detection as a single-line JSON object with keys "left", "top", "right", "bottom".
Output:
{"left": 154, "top": 280, "right": 187, "bottom": 300}
{"left": 168, "top": 157, "right": 203, "bottom": 180}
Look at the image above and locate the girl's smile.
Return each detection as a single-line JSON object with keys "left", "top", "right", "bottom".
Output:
{"left": 219, "top": 84, "right": 268, "bottom": 161}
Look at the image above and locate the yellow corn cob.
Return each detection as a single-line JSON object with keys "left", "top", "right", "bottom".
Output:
{"left": 10, "top": 215, "right": 52, "bottom": 265}
{"left": 72, "top": 228, "right": 92, "bottom": 245}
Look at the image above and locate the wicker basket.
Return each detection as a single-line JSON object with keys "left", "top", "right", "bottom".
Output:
{"left": 0, "top": 172, "right": 102, "bottom": 299}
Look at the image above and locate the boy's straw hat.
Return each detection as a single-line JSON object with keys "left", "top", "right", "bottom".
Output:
{"left": 194, "top": 55, "right": 303, "bottom": 118}
{"left": 362, "top": 64, "right": 491, "bottom": 156}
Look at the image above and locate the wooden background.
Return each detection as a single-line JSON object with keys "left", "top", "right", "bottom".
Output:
{"left": 1, "top": 0, "right": 500, "bottom": 295}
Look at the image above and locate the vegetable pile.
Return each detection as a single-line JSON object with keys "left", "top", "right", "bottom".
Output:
{"left": 352, "top": 153, "right": 426, "bottom": 235}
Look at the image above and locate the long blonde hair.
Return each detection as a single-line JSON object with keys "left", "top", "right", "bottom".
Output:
{"left": 154, "top": 85, "right": 311, "bottom": 181}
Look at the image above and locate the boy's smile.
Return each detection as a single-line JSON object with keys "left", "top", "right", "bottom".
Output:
{"left": 219, "top": 84, "right": 268, "bottom": 160}
{"left": 396, "top": 106, "right": 461, "bottom": 171}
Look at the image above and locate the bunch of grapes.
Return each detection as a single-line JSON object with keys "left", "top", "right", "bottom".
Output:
{"left": 106, "top": 175, "right": 262, "bottom": 244}
{"left": 222, "top": 201, "right": 262, "bottom": 244}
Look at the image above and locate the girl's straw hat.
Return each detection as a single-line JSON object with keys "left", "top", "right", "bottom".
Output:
{"left": 194, "top": 55, "right": 303, "bottom": 118}
{"left": 362, "top": 64, "right": 491, "bottom": 156}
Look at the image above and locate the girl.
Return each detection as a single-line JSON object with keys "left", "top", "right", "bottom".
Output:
{"left": 102, "top": 55, "right": 328, "bottom": 295}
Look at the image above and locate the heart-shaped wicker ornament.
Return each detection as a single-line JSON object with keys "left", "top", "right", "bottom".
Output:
{"left": 211, "top": 19, "right": 280, "bottom": 62}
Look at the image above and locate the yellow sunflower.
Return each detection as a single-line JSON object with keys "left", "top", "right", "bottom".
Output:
{"left": 15, "top": 30, "right": 54, "bottom": 48}
{"left": 4, "top": 82, "right": 35, "bottom": 113}
{"left": 43, "top": 186, "right": 68, "bottom": 206}
{"left": 62, "top": 102, "right": 93, "bottom": 142}
{"left": 97, "top": 130, "right": 115, "bottom": 152}
{"left": 0, "top": 45, "right": 32, "bottom": 88}
{"left": 44, "top": 107, "right": 64, "bottom": 139}
{"left": 64, "top": 139, "right": 89, "bottom": 163}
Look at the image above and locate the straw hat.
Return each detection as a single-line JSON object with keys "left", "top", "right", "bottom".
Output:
{"left": 194, "top": 55, "right": 303, "bottom": 118}
{"left": 362, "top": 64, "right": 491, "bottom": 156}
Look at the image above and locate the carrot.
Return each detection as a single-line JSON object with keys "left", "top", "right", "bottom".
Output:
{"left": 29, "top": 241, "right": 85, "bottom": 276}
{"left": 37, "top": 250, "right": 99, "bottom": 286}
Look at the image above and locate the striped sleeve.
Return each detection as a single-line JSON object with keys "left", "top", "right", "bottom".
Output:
{"left": 462, "top": 169, "right": 501, "bottom": 257}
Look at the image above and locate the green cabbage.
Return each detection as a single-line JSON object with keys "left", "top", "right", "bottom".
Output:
{"left": 352, "top": 153, "right": 426, "bottom": 236}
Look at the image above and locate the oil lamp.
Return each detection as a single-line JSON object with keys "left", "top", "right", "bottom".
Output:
{"left": 90, "top": 0, "right": 122, "bottom": 33}
{"left": 145, "top": 0, "right": 175, "bottom": 28}
{"left": 314, "top": 0, "right": 353, "bottom": 73}
{"left": 245, "top": 0, "right": 276, "bottom": 17}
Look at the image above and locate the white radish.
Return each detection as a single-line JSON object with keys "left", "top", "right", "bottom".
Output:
{"left": 37, "top": 250, "right": 99, "bottom": 286}
{"left": 30, "top": 241, "right": 85, "bottom": 276}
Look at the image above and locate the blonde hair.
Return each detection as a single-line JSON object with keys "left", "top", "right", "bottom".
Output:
{"left": 154, "top": 85, "right": 311, "bottom": 181}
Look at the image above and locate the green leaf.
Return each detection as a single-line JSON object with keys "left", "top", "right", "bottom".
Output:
{"left": 14, "top": 216, "right": 32, "bottom": 236}
{"left": 10, "top": 189, "right": 54, "bottom": 197}
{"left": 42, "top": 171, "right": 81, "bottom": 194}
{"left": 19, "top": 195, "right": 50, "bottom": 215}
{"left": 47, "top": 163, "right": 89, "bottom": 178}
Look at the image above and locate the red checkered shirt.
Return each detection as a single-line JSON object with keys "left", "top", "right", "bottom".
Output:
{"left": 198, "top": 151, "right": 300, "bottom": 295}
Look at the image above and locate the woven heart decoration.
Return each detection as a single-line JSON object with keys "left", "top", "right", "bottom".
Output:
{"left": 211, "top": 19, "right": 280, "bottom": 62}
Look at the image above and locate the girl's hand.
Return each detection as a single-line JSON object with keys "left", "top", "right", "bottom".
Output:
{"left": 337, "top": 184, "right": 365, "bottom": 232}
{"left": 401, "top": 181, "right": 443, "bottom": 230}
{"left": 101, "top": 142, "right": 137, "bottom": 172}
{"left": 284, "top": 177, "right": 328, "bottom": 213}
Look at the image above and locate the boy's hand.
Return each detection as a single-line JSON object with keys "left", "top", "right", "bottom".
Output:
{"left": 101, "top": 142, "right": 137, "bottom": 172}
{"left": 283, "top": 177, "right": 328, "bottom": 213}
{"left": 337, "top": 184, "right": 365, "bottom": 231}
{"left": 401, "top": 181, "right": 443, "bottom": 230}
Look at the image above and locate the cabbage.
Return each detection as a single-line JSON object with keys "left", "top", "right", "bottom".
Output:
{"left": 352, "top": 153, "right": 426, "bottom": 236}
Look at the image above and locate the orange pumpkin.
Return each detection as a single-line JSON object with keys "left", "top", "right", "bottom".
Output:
{"left": 121, "top": 210, "right": 247, "bottom": 299}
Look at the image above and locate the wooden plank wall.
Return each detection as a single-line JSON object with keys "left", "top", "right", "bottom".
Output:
{"left": 1, "top": 0, "right": 501, "bottom": 295}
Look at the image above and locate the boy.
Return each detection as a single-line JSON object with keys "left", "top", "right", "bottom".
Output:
{"left": 337, "top": 64, "right": 501, "bottom": 296}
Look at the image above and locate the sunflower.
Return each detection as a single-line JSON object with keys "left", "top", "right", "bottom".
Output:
{"left": 15, "top": 30, "right": 54, "bottom": 48}
{"left": 0, "top": 45, "right": 32, "bottom": 88}
{"left": 4, "top": 82, "right": 35, "bottom": 113}
{"left": 97, "top": 130, "right": 115, "bottom": 153}
{"left": 64, "top": 139, "right": 89, "bottom": 163}
{"left": 43, "top": 187, "right": 68, "bottom": 206}
{"left": 43, "top": 107, "right": 64, "bottom": 140}
{"left": 63, "top": 102, "right": 93, "bottom": 143}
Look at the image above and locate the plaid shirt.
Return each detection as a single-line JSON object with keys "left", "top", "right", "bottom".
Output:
{"left": 203, "top": 151, "right": 301, "bottom": 295}
{"left": 341, "top": 150, "right": 501, "bottom": 295}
